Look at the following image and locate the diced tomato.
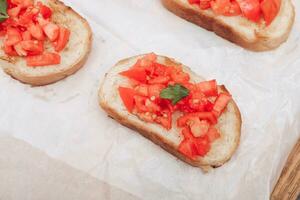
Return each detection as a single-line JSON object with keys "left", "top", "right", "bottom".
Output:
{"left": 206, "top": 126, "right": 221, "bottom": 142}
{"left": 137, "top": 112, "right": 154, "bottom": 123}
{"left": 199, "top": 1, "right": 212, "bottom": 9}
{"left": 37, "top": 17, "right": 50, "bottom": 27}
{"left": 145, "top": 99, "right": 161, "bottom": 112}
{"left": 14, "top": 43, "right": 27, "bottom": 56}
{"left": 211, "top": 0, "right": 231, "bottom": 15}
{"left": 156, "top": 110, "right": 172, "bottom": 130}
{"left": 134, "top": 84, "right": 149, "bottom": 97}
{"left": 8, "top": 5, "right": 21, "bottom": 18}
{"left": 190, "top": 120, "right": 210, "bottom": 137}
{"left": 133, "top": 95, "right": 148, "bottom": 112}
{"left": 20, "top": 40, "right": 43, "bottom": 55}
{"left": 224, "top": 0, "right": 242, "bottom": 16}
{"left": 5, "top": 27, "right": 22, "bottom": 46}
{"left": 177, "top": 112, "right": 217, "bottom": 126}
{"left": 193, "top": 135, "right": 211, "bottom": 156}
{"left": 54, "top": 27, "right": 70, "bottom": 52}
{"left": 212, "top": 93, "right": 232, "bottom": 117}
{"left": 260, "top": 0, "right": 280, "bottom": 25}
{"left": 120, "top": 68, "right": 147, "bottom": 83}
{"left": 18, "top": 7, "right": 39, "bottom": 24}
{"left": 118, "top": 87, "right": 135, "bottom": 113}
{"left": 148, "top": 76, "right": 170, "bottom": 85}
{"left": 171, "top": 71, "right": 190, "bottom": 83}
{"left": 21, "top": 31, "right": 32, "bottom": 40}
{"left": 28, "top": 23, "right": 45, "bottom": 40}
{"left": 197, "top": 80, "right": 218, "bottom": 97}
{"left": 37, "top": 2, "right": 52, "bottom": 19}
{"left": 26, "top": 52, "right": 60, "bottom": 67}
{"left": 11, "top": 0, "right": 33, "bottom": 7}
{"left": 3, "top": 44, "right": 18, "bottom": 56}
{"left": 43, "top": 22, "right": 59, "bottom": 41}
{"left": 188, "top": 0, "right": 200, "bottom": 4}
{"left": 236, "top": 0, "right": 261, "bottom": 22}
{"left": 148, "top": 84, "right": 165, "bottom": 98}
{"left": 178, "top": 139, "right": 197, "bottom": 159}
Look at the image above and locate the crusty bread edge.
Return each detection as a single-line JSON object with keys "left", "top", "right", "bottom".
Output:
{"left": 98, "top": 55, "right": 242, "bottom": 172}
{"left": 161, "top": 0, "right": 295, "bottom": 51}
{"left": 3, "top": 0, "right": 93, "bottom": 86}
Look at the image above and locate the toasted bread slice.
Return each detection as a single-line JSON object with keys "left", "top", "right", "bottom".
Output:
{"left": 161, "top": 0, "right": 295, "bottom": 51}
{"left": 0, "top": 0, "right": 92, "bottom": 86}
{"left": 99, "top": 54, "right": 242, "bottom": 172}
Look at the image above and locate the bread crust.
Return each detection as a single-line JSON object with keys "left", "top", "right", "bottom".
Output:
{"left": 2, "top": 0, "right": 92, "bottom": 86}
{"left": 99, "top": 55, "right": 242, "bottom": 171}
{"left": 161, "top": 0, "right": 295, "bottom": 51}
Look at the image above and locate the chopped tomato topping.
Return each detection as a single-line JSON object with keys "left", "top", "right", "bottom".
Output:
{"left": 120, "top": 68, "right": 147, "bottom": 83}
{"left": 118, "top": 53, "right": 232, "bottom": 158}
{"left": 212, "top": 93, "right": 232, "bottom": 117}
{"left": 0, "top": 1, "right": 71, "bottom": 67}
{"left": 28, "top": 23, "right": 44, "bottom": 40}
{"left": 260, "top": 0, "right": 280, "bottom": 25}
{"left": 188, "top": 0, "right": 278, "bottom": 25}
{"left": 26, "top": 52, "right": 60, "bottom": 67}
{"left": 5, "top": 27, "right": 22, "bottom": 46}
{"left": 236, "top": 0, "right": 261, "bottom": 22}
{"left": 118, "top": 87, "right": 136, "bottom": 113}
{"left": 54, "top": 27, "right": 70, "bottom": 52}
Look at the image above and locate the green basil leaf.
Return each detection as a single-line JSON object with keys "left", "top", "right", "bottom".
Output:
{"left": 160, "top": 84, "right": 190, "bottom": 105}
{"left": 0, "top": 0, "right": 8, "bottom": 22}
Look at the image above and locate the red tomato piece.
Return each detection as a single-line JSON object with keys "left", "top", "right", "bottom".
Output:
{"left": 260, "top": 0, "right": 280, "bottom": 25}
{"left": 199, "top": 1, "right": 212, "bottom": 9}
{"left": 22, "top": 31, "right": 32, "bottom": 40}
{"left": 156, "top": 110, "right": 172, "bottom": 130}
{"left": 14, "top": 43, "right": 27, "bottom": 56}
{"left": 224, "top": 0, "right": 242, "bottom": 16}
{"left": 4, "top": 44, "right": 18, "bottom": 56}
{"left": 193, "top": 135, "right": 211, "bottom": 157}
{"left": 37, "top": 17, "right": 50, "bottom": 27}
{"left": 43, "top": 22, "right": 59, "bottom": 41}
{"left": 171, "top": 71, "right": 190, "bottom": 84}
{"left": 148, "top": 84, "right": 165, "bottom": 98}
{"left": 7, "top": 5, "right": 21, "bottom": 18}
{"left": 206, "top": 126, "right": 221, "bottom": 142}
{"left": 134, "top": 84, "right": 149, "bottom": 97}
{"left": 148, "top": 76, "right": 170, "bottom": 85}
{"left": 188, "top": 0, "right": 200, "bottom": 4}
{"left": 20, "top": 40, "right": 43, "bottom": 55}
{"left": 37, "top": 2, "right": 52, "bottom": 19}
{"left": 118, "top": 87, "right": 135, "bottom": 113}
{"left": 236, "top": 0, "right": 261, "bottom": 22}
{"left": 120, "top": 68, "right": 147, "bottom": 83}
{"left": 133, "top": 95, "right": 148, "bottom": 112}
{"left": 177, "top": 112, "right": 217, "bottom": 126}
{"left": 11, "top": 0, "right": 33, "bottom": 7}
{"left": 26, "top": 52, "right": 61, "bottom": 67}
{"left": 144, "top": 53, "right": 157, "bottom": 62}
{"left": 190, "top": 120, "right": 210, "bottom": 137}
{"left": 178, "top": 139, "right": 197, "bottom": 159}
{"left": 5, "top": 27, "right": 22, "bottom": 46}
{"left": 212, "top": 93, "right": 232, "bottom": 117}
{"left": 197, "top": 80, "right": 218, "bottom": 97}
{"left": 18, "top": 7, "right": 39, "bottom": 24}
{"left": 28, "top": 23, "right": 45, "bottom": 41}
{"left": 211, "top": 0, "right": 231, "bottom": 15}
{"left": 145, "top": 99, "right": 161, "bottom": 112}
{"left": 54, "top": 27, "right": 70, "bottom": 52}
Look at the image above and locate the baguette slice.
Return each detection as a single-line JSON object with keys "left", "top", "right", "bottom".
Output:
{"left": 161, "top": 0, "right": 295, "bottom": 51}
{"left": 0, "top": 0, "right": 92, "bottom": 86}
{"left": 99, "top": 54, "right": 242, "bottom": 172}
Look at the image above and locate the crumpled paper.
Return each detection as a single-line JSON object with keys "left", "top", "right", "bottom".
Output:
{"left": 0, "top": 0, "right": 299, "bottom": 199}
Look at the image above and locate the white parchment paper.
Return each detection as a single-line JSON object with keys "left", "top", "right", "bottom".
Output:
{"left": 0, "top": 0, "right": 299, "bottom": 199}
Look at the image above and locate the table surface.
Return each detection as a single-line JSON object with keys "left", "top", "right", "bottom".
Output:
{"left": 271, "top": 139, "right": 300, "bottom": 200}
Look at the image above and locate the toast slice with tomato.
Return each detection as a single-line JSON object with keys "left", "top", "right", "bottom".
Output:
{"left": 161, "top": 0, "right": 295, "bottom": 51}
{"left": 99, "top": 54, "right": 242, "bottom": 172}
{"left": 0, "top": 0, "right": 92, "bottom": 86}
